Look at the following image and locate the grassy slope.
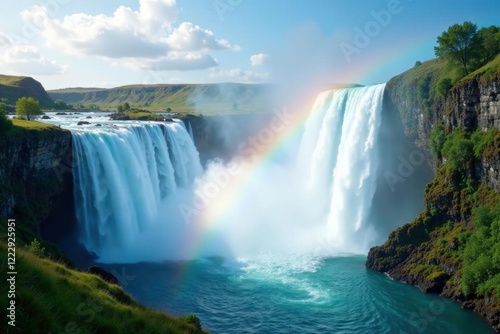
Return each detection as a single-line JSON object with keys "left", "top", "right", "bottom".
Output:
{"left": 461, "top": 53, "right": 500, "bottom": 83}
{"left": 48, "top": 83, "right": 272, "bottom": 114}
{"left": 0, "top": 75, "right": 55, "bottom": 108}
{"left": 0, "top": 243, "right": 205, "bottom": 334}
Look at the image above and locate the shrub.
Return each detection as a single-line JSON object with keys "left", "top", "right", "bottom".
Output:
{"left": 27, "top": 238, "right": 46, "bottom": 257}
{"left": 429, "top": 124, "right": 447, "bottom": 158}
{"left": 436, "top": 77, "right": 453, "bottom": 97}
{"left": 441, "top": 130, "right": 474, "bottom": 173}
{"left": 180, "top": 314, "right": 202, "bottom": 330}
{"left": 0, "top": 105, "right": 13, "bottom": 132}
{"left": 462, "top": 204, "right": 500, "bottom": 297}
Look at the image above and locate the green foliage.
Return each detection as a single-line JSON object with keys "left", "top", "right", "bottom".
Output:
{"left": 166, "top": 107, "right": 172, "bottom": 112}
{"left": 436, "top": 77, "right": 453, "bottom": 97}
{"left": 54, "top": 99, "right": 68, "bottom": 110}
{"left": 429, "top": 124, "right": 447, "bottom": 158}
{"left": 180, "top": 314, "right": 202, "bottom": 330}
{"left": 476, "top": 25, "right": 500, "bottom": 66}
{"left": 471, "top": 129, "right": 500, "bottom": 159}
{"left": 123, "top": 102, "right": 131, "bottom": 111}
{"left": 0, "top": 104, "right": 13, "bottom": 133}
{"left": 441, "top": 130, "right": 474, "bottom": 174}
{"left": 462, "top": 204, "right": 500, "bottom": 297}
{"left": 434, "top": 21, "right": 480, "bottom": 75}
{"left": 414, "top": 60, "right": 422, "bottom": 67}
{"left": 15, "top": 96, "right": 42, "bottom": 121}
{"left": 27, "top": 238, "right": 46, "bottom": 257}
{"left": 117, "top": 104, "right": 124, "bottom": 113}
{"left": 416, "top": 76, "right": 431, "bottom": 103}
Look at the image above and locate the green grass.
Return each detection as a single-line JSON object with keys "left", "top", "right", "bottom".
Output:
{"left": 0, "top": 75, "right": 55, "bottom": 108}
{"left": 461, "top": 53, "right": 500, "bottom": 83}
{"left": 0, "top": 242, "right": 206, "bottom": 334}
{"left": 0, "top": 119, "right": 65, "bottom": 140}
{"left": 48, "top": 83, "right": 272, "bottom": 114}
{"left": 0, "top": 75, "right": 27, "bottom": 86}
{"left": 11, "top": 119, "right": 59, "bottom": 130}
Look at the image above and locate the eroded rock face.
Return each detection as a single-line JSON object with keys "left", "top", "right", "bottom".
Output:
{"left": 0, "top": 128, "right": 73, "bottom": 222}
{"left": 87, "top": 266, "right": 120, "bottom": 285}
{"left": 372, "top": 78, "right": 500, "bottom": 332}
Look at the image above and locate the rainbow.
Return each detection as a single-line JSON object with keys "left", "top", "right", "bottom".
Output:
{"left": 181, "top": 34, "right": 432, "bottom": 260}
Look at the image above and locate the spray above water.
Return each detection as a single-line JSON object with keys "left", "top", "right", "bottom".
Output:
{"left": 70, "top": 84, "right": 386, "bottom": 262}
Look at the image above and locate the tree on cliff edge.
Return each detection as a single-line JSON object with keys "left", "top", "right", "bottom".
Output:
{"left": 15, "top": 97, "right": 42, "bottom": 121}
{"left": 434, "top": 21, "right": 480, "bottom": 75}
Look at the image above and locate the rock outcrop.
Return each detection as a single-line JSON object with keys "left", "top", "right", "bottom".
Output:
{"left": 0, "top": 125, "right": 74, "bottom": 241}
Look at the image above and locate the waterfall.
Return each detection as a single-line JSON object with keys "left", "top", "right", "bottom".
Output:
{"left": 69, "top": 84, "right": 389, "bottom": 261}
{"left": 72, "top": 123, "right": 203, "bottom": 258}
{"left": 299, "top": 84, "right": 386, "bottom": 252}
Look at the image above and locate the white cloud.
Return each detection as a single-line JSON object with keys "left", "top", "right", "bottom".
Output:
{"left": 209, "top": 68, "right": 269, "bottom": 83}
{"left": 250, "top": 53, "right": 270, "bottom": 66}
{"left": 130, "top": 52, "right": 218, "bottom": 71}
{"left": 0, "top": 32, "right": 11, "bottom": 46}
{"left": 20, "top": 0, "right": 237, "bottom": 72}
{"left": 0, "top": 45, "right": 65, "bottom": 76}
{"left": 166, "top": 22, "right": 237, "bottom": 51}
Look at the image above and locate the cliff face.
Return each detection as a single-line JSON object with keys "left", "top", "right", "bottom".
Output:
{"left": 182, "top": 113, "right": 275, "bottom": 165}
{"left": 370, "top": 75, "right": 500, "bottom": 331}
{"left": 0, "top": 125, "right": 74, "bottom": 241}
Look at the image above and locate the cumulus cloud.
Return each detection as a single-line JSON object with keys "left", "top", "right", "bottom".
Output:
{"left": 166, "top": 22, "right": 238, "bottom": 52}
{"left": 20, "top": 0, "right": 237, "bottom": 72}
{"left": 0, "top": 45, "right": 65, "bottom": 75}
{"left": 250, "top": 53, "right": 270, "bottom": 66}
{"left": 209, "top": 68, "right": 269, "bottom": 83}
{"left": 129, "top": 52, "right": 218, "bottom": 71}
{"left": 0, "top": 32, "right": 11, "bottom": 46}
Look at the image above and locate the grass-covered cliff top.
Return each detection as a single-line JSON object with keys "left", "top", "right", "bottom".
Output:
{"left": 461, "top": 53, "right": 500, "bottom": 83}
{"left": 0, "top": 75, "right": 55, "bottom": 108}
{"left": 0, "top": 119, "right": 68, "bottom": 143}
{"left": 0, "top": 242, "right": 206, "bottom": 334}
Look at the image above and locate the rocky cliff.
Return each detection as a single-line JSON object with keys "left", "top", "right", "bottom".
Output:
{"left": 369, "top": 67, "right": 500, "bottom": 331}
{"left": 181, "top": 113, "right": 275, "bottom": 165}
{"left": 0, "top": 122, "right": 73, "bottom": 244}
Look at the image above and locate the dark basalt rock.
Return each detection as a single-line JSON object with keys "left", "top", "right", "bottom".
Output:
{"left": 42, "top": 115, "right": 51, "bottom": 119}
{"left": 77, "top": 121, "right": 91, "bottom": 125}
{"left": 87, "top": 266, "right": 119, "bottom": 285}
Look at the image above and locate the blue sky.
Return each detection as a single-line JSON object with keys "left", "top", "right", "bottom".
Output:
{"left": 0, "top": 0, "right": 498, "bottom": 89}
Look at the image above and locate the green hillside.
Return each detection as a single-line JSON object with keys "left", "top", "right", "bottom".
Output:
{"left": 0, "top": 75, "right": 55, "bottom": 109}
{"left": 0, "top": 242, "right": 206, "bottom": 334}
{"left": 48, "top": 83, "right": 272, "bottom": 114}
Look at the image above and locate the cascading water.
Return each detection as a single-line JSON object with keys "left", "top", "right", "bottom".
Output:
{"left": 72, "top": 123, "right": 202, "bottom": 260}
{"left": 299, "top": 84, "right": 385, "bottom": 252}
{"left": 195, "top": 84, "right": 387, "bottom": 257}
